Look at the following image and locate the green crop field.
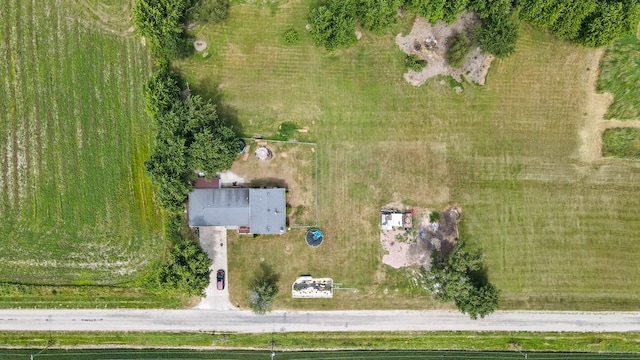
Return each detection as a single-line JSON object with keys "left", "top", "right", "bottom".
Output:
{"left": 178, "top": 2, "right": 640, "bottom": 310}
{"left": 2, "top": 349, "right": 640, "bottom": 360}
{"left": 0, "top": 0, "right": 175, "bottom": 306}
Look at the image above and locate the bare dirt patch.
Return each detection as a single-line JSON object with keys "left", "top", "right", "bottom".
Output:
{"left": 380, "top": 205, "right": 461, "bottom": 270}
{"left": 396, "top": 12, "right": 494, "bottom": 86}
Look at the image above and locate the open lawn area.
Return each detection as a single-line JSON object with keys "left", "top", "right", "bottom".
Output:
{"left": 0, "top": 0, "right": 184, "bottom": 307}
{"left": 178, "top": 2, "right": 640, "bottom": 310}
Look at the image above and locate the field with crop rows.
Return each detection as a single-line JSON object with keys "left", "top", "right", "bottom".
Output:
{"left": 0, "top": 0, "right": 163, "bottom": 286}
{"left": 180, "top": 3, "right": 640, "bottom": 310}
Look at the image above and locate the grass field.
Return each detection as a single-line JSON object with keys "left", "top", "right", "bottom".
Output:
{"left": 0, "top": 0, "right": 180, "bottom": 306}
{"left": 177, "top": 3, "right": 640, "bottom": 310}
{"left": 597, "top": 35, "right": 640, "bottom": 120}
{"left": 4, "top": 331, "right": 640, "bottom": 353}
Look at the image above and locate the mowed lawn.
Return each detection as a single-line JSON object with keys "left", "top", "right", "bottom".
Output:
{"left": 179, "top": 3, "right": 640, "bottom": 310}
{"left": 0, "top": 1, "right": 163, "bottom": 285}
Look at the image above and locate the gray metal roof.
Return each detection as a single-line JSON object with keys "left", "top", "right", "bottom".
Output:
{"left": 188, "top": 188, "right": 286, "bottom": 234}
{"left": 249, "top": 188, "right": 286, "bottom": 235}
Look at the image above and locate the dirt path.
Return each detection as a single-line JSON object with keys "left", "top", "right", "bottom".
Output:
{"left": 578, "top": 49, "right": 640, "bottom": 163}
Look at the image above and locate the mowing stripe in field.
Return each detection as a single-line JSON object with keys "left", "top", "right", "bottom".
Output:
{"left": 0, "top": 0, "right": 162, "bottom": 287}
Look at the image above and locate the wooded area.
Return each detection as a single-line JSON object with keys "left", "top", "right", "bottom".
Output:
{"left": 309, "top": 0, "right": 640, "bottom": 55}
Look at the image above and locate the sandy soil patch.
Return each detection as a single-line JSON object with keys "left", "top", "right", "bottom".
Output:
{"left": 396, "top": 13, "right": 494, "bottom": 86}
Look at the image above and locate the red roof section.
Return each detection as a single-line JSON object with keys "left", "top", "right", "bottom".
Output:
{"left": 194, "top": 176, "right": 220, "bottom": 189}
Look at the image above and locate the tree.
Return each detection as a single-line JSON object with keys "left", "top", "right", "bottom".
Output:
{"left": 427, "top": 240, "right": 499, "bottom": 319}
{"left": 247, "top": 263, "right": 280, "bottom": 314}
{"left": 309, "top": 0, "right": 358, "bottom": 50}
{"left": 579, "top": 2, "right": 634, "bottom": 47}
{"left": 147, "top": 215, "right": 212, "bottom": 296}
{"left": 356, "top": 0, "right": 402, "bottom": 33}
{"left": 132, "top": 0, "right": 191, "bottom": 59}
{"left": 473, "top": 11, "right": 520, "bottom": 58}
{"left": 188, "top": 0, "right": 229, "bottom": 25}
{"left": 446, "top": 32, "right": 473, "bottom": 68}
{"left": 143, "top": 60, "right": 182, "bottom": 118}
{"left": 407, "top": 0, "right": 446, "bottom": 24}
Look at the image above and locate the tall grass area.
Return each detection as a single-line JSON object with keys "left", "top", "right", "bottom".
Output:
{"left": 2, "top": 331, "right": 640, "bottom": 355}
{"left": 602, "top": 128, "right": 640, "bottom": 159}
{"left": 177, "top": 3, "right": 640, "bottom": 310}
{"left": 0, "top": 1, "right": 181, "bottom": 307}
{"left": 597, "top": 35, "right": 640, "bottom": 120}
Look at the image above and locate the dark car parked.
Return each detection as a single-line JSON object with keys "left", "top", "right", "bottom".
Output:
{"left": 216, "top": 270, "right": 225, "bottom": 290}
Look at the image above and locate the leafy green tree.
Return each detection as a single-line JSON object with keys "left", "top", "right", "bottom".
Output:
{"left": 145, "top": 133, "right": 193, "bottom": 212}
{"left": 143, "top": 60, "right": 182, "bottom": 118}
{"left": 357, "top": 0, "right": 402, "bottom": 33}
{"left": 309, "top": 0, "right": 357, "bottom": 50}
{"left": 407, "top": 0, "right": 446, "bottom": 24}
{"left": 580, "top": 2, "right": 633, "bottom": 47}
{"left": 473, "top": 11, "right": 520, "bottom": 58}
{"left": 132, "top": 0, "right": 190, "bottom": 58}
{"left": 446, "top": 32, "right": 473, "bottom": 68}
{"left": 427, "top": 240, "right": 499, "bottom": 319}
{"left": 550, "top": 0, "right": 597, "bottom": 40}
{"left": 188, "top": 0, "right": 229, "bottom": 25}
{"left": 247, "top": 263, "right": 280, "bottom": 314}
{"left": 468, "top": 0, "right": 512, "bottom": 19}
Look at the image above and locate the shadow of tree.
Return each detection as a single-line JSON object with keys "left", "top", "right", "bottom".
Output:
{"left": 191, "top": 76, "right": 244, "bottom": 136}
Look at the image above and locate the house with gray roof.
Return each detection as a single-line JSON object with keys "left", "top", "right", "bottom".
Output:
{"left": 188, "top": 187, "right": 287, "bottom": 235}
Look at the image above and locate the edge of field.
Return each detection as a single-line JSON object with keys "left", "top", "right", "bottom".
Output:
{"left": 1, "top": 331, "right": 640, "bottom": 353}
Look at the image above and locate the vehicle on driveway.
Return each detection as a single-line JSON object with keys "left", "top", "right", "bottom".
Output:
{"left": 216, "top": 270, "right": 225, "bottom": 290}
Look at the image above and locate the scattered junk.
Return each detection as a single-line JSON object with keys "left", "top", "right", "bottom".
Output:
{"left": 255, "top": 146, "right": 273, "bottom": 161}
{"left": 292, "top": 276, "right": 333, "bottom": 298}
{"left": 424, "top": 37, "right": 438, "bottom": 49}
{"left": 380, "top": 204, "right": 461, "bottom": 270}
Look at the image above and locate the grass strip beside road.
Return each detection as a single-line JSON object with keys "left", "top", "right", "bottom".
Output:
{"left": 1, "top": 331, "right": 640, "bottom": 353}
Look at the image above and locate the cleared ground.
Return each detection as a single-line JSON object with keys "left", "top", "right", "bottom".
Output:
{"left": 0, "top": 0, "right": 172, "bottom": 305}
{"left": 178, "top": 2, "right": 640, "bottom": 310}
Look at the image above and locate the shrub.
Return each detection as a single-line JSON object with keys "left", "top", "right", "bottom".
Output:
{"left": 282, "top": 28, "right": 299, "bottom": 45}
{"left": 406, "top": 54, "right": 427, "bottom": 72}
{"left": 247, "top": 263, "right": 280, "bottom": 314}
{"left": 276, "top": 121, "right": 299, "bottom": 140}
{"left": 446, "top": 33, "right": 472, "bottom": 68}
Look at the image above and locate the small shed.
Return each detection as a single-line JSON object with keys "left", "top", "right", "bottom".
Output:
{"left": 381, "top": 212, "right": 404, "bottom": 231}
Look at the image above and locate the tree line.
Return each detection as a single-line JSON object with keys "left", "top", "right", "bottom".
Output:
{"left": 133, "top": 0, "right": 229, "bottom": 59}
{"left": 132, "top": 0, "right": 236, "bottom": 297}
{"left": 309, "top": 0, "right": 640, "bottom": 56}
